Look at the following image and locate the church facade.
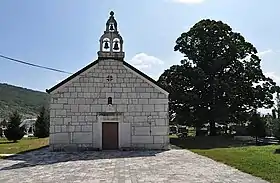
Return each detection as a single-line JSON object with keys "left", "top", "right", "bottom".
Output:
{"left": 46, "top": 11, "right": 169, "bottom": 151}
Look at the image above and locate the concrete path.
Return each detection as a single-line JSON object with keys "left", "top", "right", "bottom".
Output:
{"left": 0, "top": 148, "right": 268, "bottom": 183}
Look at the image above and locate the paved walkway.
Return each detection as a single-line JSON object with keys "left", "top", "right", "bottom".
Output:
{"left": 0, "top": 148, "right": 268, "bottom": 183}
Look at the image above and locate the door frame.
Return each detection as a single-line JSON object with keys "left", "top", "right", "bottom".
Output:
{"left": 97, "top": 113, "right": 123, "bottom": 150}
{"left": 98, "top": 119, "right": 121, "bottom": 150}
{"left": 101, "top": 121, "right": 120, "bottom": 150}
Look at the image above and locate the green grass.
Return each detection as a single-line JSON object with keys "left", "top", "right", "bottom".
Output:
{"left": 0, "top": 137, "right": 49, "bottom": 155}
{"left": 170, "top": 136, "right": 280, "bottom": 183}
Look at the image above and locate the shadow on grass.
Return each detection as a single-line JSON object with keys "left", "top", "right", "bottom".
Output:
{"left": 275, "top": 149, "right": 280, "bottom": 154}
{"left": 0, "top": 147, "right": 167, "bottom": 171}
{"left": 0, "top": 141, "right": 15, "bottom": 144}
{"left": 170, "top": 136, "right": 259, "bottom": 150}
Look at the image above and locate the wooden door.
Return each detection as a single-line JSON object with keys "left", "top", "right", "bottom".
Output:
{"left": 102, "top": 122, "right": 119, "bottom": 150}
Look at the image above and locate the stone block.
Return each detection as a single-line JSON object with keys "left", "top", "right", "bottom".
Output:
{"left": 75, "top": 125, "right": 81, "bottom": 132}
{"left": 78, "top": 116, "right": 85, "bottom": 122}
{"left": 155, "top": 104, "right": 165, "bottom": 112}
{"left": 153, "top": 136, "right": 165, "bottom": 144}
{"left": 151, "top": 93, "right": 158, "bottom": 98}
{"left": 82, "top": 125, "right": 92, "bottom": 132}
{"left": 64, "top": 118, "right": 71, "bottom": 124}
{"left": 114, "top": 92, "right": 122, "bottom": 98}
{"left": 51, "top": 133, "right": 69, "bottom": 144}
{"left": 155, "top": 119, "right": 166, "bottom": 126}
{"left": 69, "top": 125, "right": 75, "bottom": 132}
{"left": 85, "top": 115, "right": 96, "bottom": 122}
{"left": 53, "top": 118, "right": 63, "bottom": 125}
{"left": 139, "top": 93, "right": 150, "bottom": 98}
{"left": 50, "top": 104, "right": 63, "bottom": 109}
{"left": 120, "top": 123, "right": 131, "bottom": 147}
{"left": 57, "top": 98, "right": 68, "bottom": 104}
{"left": 139, "top": 99, "right": 149, "bottom": 104}
{"left": 134, "top": 116, "right": 147, "bottom": 122}
{"left": 72, "top": 132, "right": 92, "bottom": 144}
{"left": 149, "top": 99, "right": 169, "bottom": 105}
{"left": 127, "top": 93, "right": 137, "bottom": 98}
{"left": 117, "top": 105, "right": 127, "bottom": 112}
{"left": 91, "top": 105, "right": 102, "bottom": 112}
{"left": 50, "top": 110, "right": 55, "bottom": 118}
{"left": 128, "top": 105, "right": 142, "bottom": 112}
{"left": 69, "top": 87, "right": 75, "bottom": 92}
{"left": 132, "top": 136, "right": 153, "bottom": 144}
{"left": 151, "top": 126, "right": 168, "bottom": 135}
{"left": 75, "top": 98, "right": 86, "bottom": 105}
{"left": 70, "top": 105, "right": 79, "bottom": 112}
{"left": 68, "top": 99, "right": 75, "bottom": 104}
{"left": 72, "top": 116, "right": 78, "bottom": 122}
{"left": 56, "top": 109, "right": 66, "bottom": 117}
{"left": 70, "top": 92, "right": 78, "bottom": 98}
{"left": 50, "top": 125, "right": 54, "bottom": 133}
{"left": 123, "top": 88, "right": 132, "bottom": 92}
{"left": 55, "top": 126, "right": 61, "bottom": 133}
{"left": 158, "top": 112, "right": 167, "bottom": 118}
{"left": 143, "top": 104, "right": 154, "bottom": 112}
{"left": 112, "top": 88, "right": 122, "bottom": 92}
{"left": 134, "top": 127, "right": 150, "bottom": 136}
{"left": 145, "top": 88, "right": 154, "bottom": 92}
{"left": 79, "top": 105, "right": 90, "bottom": 113}
{"left": 61, "top": 125, "right": 67, "bottom": 132}
{"left": 135, "top": 87, "right": 145, "bottom": 92}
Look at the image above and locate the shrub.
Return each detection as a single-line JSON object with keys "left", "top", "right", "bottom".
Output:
{"left": 4, "top": 111, "right": 25, "bottom": 142}
{"left": 34, "top": 106, "right": 50, "bottom": 138}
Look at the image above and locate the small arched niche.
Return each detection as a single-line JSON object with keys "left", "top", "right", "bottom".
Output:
{"left": 102, "top": 38, "right": 111, "bottom": 52}
{"left": 108, "top": 97, "right": 112, "bottom": 105}
{"left": 112, "top": 38, "right": 121, "bottom": 52}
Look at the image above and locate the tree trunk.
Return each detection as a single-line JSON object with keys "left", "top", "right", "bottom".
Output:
{"left": 196, "top": 127, "right": 201, "bottom": 136}
{"left": 209, "top": 121, "right": 217, "bottom": 136}
{"left": 255, "top": 136, "right": 258, "bottom": 145}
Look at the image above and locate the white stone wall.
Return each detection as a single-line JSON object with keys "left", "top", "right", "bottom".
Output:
{"left": 49, "top": 59, "right": 169, "bottom": 151}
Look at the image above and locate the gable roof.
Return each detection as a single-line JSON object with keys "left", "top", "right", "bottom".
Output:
{"left": 46, "top": 59, "right": 168, "bottom": 95}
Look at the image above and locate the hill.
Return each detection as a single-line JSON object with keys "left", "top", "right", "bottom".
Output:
{"left": 0, "top": 83, "right": 49, "bottom": 119}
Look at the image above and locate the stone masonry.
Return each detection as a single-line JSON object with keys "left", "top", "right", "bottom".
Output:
{"left": 49, "top": 59, "right": 169, "bottom": 151}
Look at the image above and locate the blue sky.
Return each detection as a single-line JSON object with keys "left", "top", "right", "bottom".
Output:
{"left": 0, "top": 0, "right": 279, "bottom": 95}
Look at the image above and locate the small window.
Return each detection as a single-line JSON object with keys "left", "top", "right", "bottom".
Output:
{"left": 106, "top": 75, "right": 113, "bottom": 82}
{"left": 108, "top": 97, "right": 112, "bottom": 105}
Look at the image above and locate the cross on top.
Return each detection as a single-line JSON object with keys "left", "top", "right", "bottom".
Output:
{"left": 106, "top": 75, "right": 113, "bottom": 81}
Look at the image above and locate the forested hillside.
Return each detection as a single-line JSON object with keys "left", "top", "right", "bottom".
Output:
{"left": 0, "top": 83, "right": 49, "bottom": 119}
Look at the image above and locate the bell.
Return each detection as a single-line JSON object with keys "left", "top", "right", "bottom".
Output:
{"left": 104, "top": 41, "right": 109, "bottom": 49}
{"left": 109, "top": 24, "right": 114, "bottom": 31}
{"left": 113, "top": 41, "right": 119, "bottom": 50}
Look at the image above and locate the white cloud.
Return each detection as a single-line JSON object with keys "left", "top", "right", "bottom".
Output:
{"left": 257, "top": 49, "right": 273, "bottom": 58}
{"left": 264, "top": 72, "right": 280, "bottom": 85}
{"left": 129, "top": 53, "right": 164, "bottom": 69}
{"left": 170, "top": 0, "right": 205, "bottom": 4}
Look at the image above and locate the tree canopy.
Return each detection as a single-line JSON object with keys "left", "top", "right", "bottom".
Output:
{"left": 158, "top": 19, "right": 279, "bottom": 135}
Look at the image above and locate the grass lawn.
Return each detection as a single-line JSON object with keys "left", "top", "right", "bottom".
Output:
{"left": 170, "top": 136, "right": 280, "bottom": 183}
{"left": 0, "top": 137, "right": 49, "bottom": 155}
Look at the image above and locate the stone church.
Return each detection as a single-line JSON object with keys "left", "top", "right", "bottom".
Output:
{"left": 46, "top": 11, "right": 169, "bottom": 151}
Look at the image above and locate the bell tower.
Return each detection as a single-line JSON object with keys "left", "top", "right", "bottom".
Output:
{"left": 98, "top": 11, "right": 124, "bottom": 60}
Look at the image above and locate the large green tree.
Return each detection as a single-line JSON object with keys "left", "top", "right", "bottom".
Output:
{"left": 34, "top": 106, "right": 50, "bottom": 138}
{"left": 158, "top": 19, "right": 279, "bottom": 135}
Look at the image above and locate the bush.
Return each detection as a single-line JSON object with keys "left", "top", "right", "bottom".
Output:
{"left": 34, "top": 106, "right": 50, "bottom": 138}
{"left": 4, "top": 111, "right": 25, "bottom": 142}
